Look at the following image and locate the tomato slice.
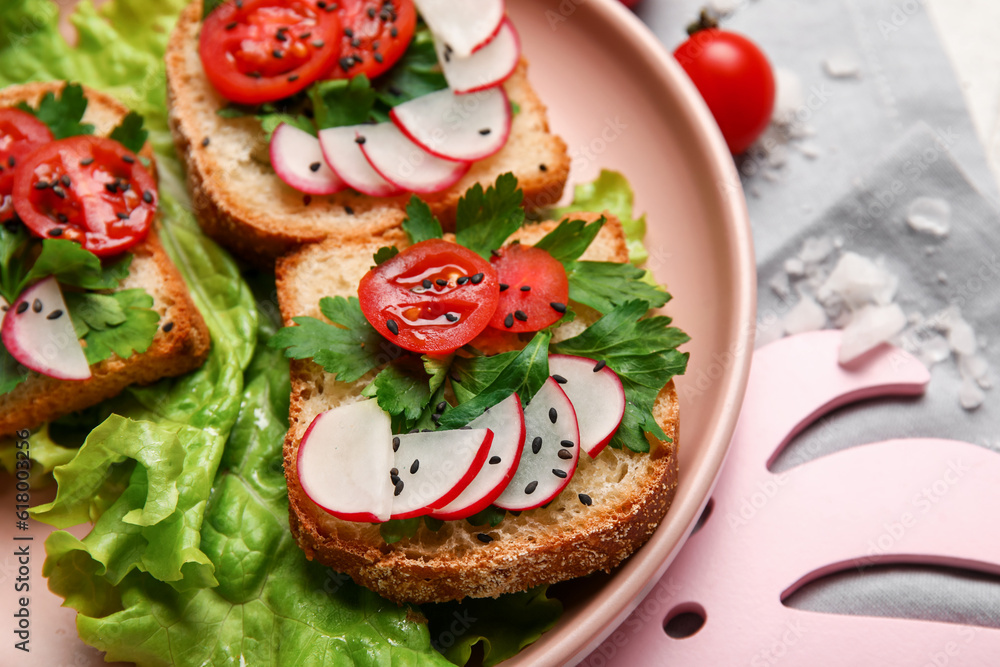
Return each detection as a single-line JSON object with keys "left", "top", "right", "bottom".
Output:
{"left": 200, "top": 0, "right": 342, "bottom": 105}
{"left": 358, "top": 239, "right": 499, "bottom": 354}
{"left": 12, "top": 136, "right": 158, "bottom": 258}
{"left": 326, "top": 0, "right": 416, "bottom": 80}
{"left": 0, "top": 108, "right": 55, "bottom": 224}
{"left": 488, "top": 244, "right": 569, "bottom": 333}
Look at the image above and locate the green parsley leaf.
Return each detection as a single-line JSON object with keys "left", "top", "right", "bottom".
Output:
{"left": 259, "top": 113, "right": 317, "bottom": 142}
{"left": 365, "top": 360, "right": 434, "bottom": 428}
{"left": 268, "top": 296, "right": 389, "bottom": 383}
{"left": 566, "top": 261, "right": 670, "bottom": 314}
{"left": 422, "top": 353, "right": 452, "bottom": 395}
{"left": 373, "top": 27, "right": 448, "bottom": 108}
{"left": 438, "top": 331, "right": 550, "bottom": 429}
{"left": 0, "top": 223, "right": 31, "bottom": 303}
{"left": 533, "top": 216, "right": 606, "bottom": 266}
{"left": 379, "top": 517, "right": 421, "bottom": 544}
{"left": 402, "top": 196, "right": 443, "bottom": 244}
{"left": 510, "top": 100, "right": 521, "bottom": 116}
{"left": 551, "top": 300, "right": 689, "bottom": 452}
{"left": 423, "top": 515, "right": 444, "bottom": 532}
{"left": 17, "top": 82, "right": 94, "bottom": 139}
{"left": 66, "top": 289, "right": 160, "bottom": 366}
{"left": 372, "top": 246, "right": 399, "bottom": 265}
{"left": 202, "top": 0, "right": 226, "bottom": 19}
{"left": 465, "top": 505, "right": 506, "bottom": 528}
{"left": 0, "top": 343, "right": 29, "bottom": 395}
{"left": 16, "top": 239, "right": 128, "bottom": 295}
{"left": 311, "top": 75, "right": 377, "bottom": 129}
{"left": 450, "top": 349, "right": 519, "bottom": 404}
{"left": 109, "top": 111, "right": 148, "bottom": 153}
{"left": 455, "top": 173, "right": 525, "bottom": 259}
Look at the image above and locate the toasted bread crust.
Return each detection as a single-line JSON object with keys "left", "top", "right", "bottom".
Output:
{"left": 0, "top": 83, "right": 210, "bottom": 437}
{"left": 276, "top": 215, "right": 679, "bottom": 603}
{"left": 166, "top": 0, "right": 570, "bottom": 266}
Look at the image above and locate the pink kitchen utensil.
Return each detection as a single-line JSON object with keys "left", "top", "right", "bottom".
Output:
{"left": 583, "top": 329, "right": 1000, "bottom": 665}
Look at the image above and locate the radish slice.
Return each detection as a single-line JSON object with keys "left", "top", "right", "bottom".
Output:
{"left": 435, "top": 19, "right": 521, "bottom": 94}
{"left": 1, "top": 277, "right": 90, "bottom": 381}
{"left": 390, "top": 427, "right": 494, "bottom": 520}
{"left": 358, "top": 122, "right": 470, "bottom": 194}
{"left": 390, "top": 87, "right": 512, "bottom": 162}
{"left": 549, "top": 354, "right": 626, "bottom": 458}
{"left": 270, "top": 123, "right": 346, "bottom": 195}
{"left": 430, "top": 394, "right": 526, "bottom": 520}
{"left": 494, "top": 378, "right": 580, "bottom": 512}
{"left": 318, "top": 125, "right": 405, "bottom": 198}
{"left": 415, "top": 0, "right": 505, "bottom": 58}
{"left": 297, "top": 400, "right": 395, "bottom": 523}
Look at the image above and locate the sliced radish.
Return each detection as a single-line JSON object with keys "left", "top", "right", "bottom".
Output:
{"left": 318, "top": 125, "right": 405, "bottom": 197}
{"left": 494, "top": 378, "right": 580, "bottom": 512}
{"left": 1, "top": 277, "right": 90, "bottom": 381}
{"left": 430, "top": 393, "right": 526, "bottom": 521}
{"left": 390, "top": 87, "right": 512, "bottom": 162}
{"left": 358, "top": 122, "right": 470, "bottom": 194}
{"left": 270, "top": 123, "right": 346, "bottom": 195}
{"left": 297, "top": 400, "right": 395, "bottom": 523}
{"left": 390, "top": 427, "right": 494, "bottom": 519}
{"left": 435, "top": 19, "right": 521, "bottom": 94}
{"left": 549, "top": 355, "right": 626, "bottom": 458}
{"left": 415, "top": 0, "right": 506, "bottom": 58}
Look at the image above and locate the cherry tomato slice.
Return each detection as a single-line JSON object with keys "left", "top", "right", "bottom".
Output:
{"left": 673, "top": 28, "right": 775, "bottom": 155}
{"left": 12, "top": 136, "right": 158, "bottom": 258}
{"left": 358, "top": 239, "right": 499, "bottom": 354}
{"left": 488, "top": 244, "right": 569, "bottom": 333}
{"left": 200, "top": 0, "right": 342, "bottom": 105}
{"left": 326, "top": 0, "right": 416, "bottom": 80}
{"left": 0, "top": 108, "right": 55, "bottom": 224}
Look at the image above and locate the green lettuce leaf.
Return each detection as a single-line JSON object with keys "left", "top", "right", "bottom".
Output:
{"left": 0, "top": 345, "right": 29, "bottom": 395}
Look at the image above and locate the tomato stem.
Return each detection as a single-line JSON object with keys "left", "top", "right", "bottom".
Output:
{"left": 686, "top": 9, "right": 720, "bottom": 36}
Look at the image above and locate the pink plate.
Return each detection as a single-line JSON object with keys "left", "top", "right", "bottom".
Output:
{"left": 0, "top": 0, "right": 754, "bottom": 665}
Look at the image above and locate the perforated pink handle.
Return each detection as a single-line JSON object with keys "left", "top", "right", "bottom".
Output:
{"left": 582, "top": 330, "right": 1000, "bottom": 665}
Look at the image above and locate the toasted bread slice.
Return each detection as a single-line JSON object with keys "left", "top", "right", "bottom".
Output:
{"left": 0, "top": 82, "right": 211, "bottom": 437}
{"left": 275, "top": 213, "right": 679, "bottom": 604}
{"left": 166, "top": 0, "right": 570, "bottom": 266}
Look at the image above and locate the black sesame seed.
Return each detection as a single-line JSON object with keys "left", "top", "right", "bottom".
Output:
{"left": 520, "top": 285, "right": 530, "bottom": 292}
{"left": 436, "top": 401, "right": 447, "bottom": 412}
{"left": 33, "top": 181, "right": 49, "bottom": 190}
{"left": 552, "top": 374, "right": 567, "bottom": 384}
{"left": 47, "top": 309, "right": 63, "bottom": 320}
{"left": 344, "top": 205, "right": 354, "bottom": 215}
{"left": 450, "top": 374, "right": 461, "bottom": 383}
{"left": 80, "top": 157, "right": 94, "bottom": 166}
{"left": 394, "top": 480, "right": 404, "bottom": 496}
{"left": 386, "top": 318, "right": 399, "bottom": 335}
{"left": 524, "top": 481, "right": 538, "bottom": 494}
{"left": 560, "top": 439, "right": 574, "bottom": 448}
{"left": 15, "top": 302, "right": 28, "bottom": 314}
{"left": 122, "top": 155, "right": 135, "bottom": 164}
{"left": 309, "top": 162, "right": 321, "bottom": 172}
{"left": 272, "top": 49, "right": 284, "bottom": 58}
{"left": 593, "top": 360, "right": 607, "bottom": 372}
{"left": 299, "top": 32, "right": 312, "bottom": 39}
{"left": 470, "top": 272, "right": 484, "bottom": 284}
{"left": 504, "top": 313, "right": 514, "bottom": 328}
{"left": 355, "top": 135, "right": 366, "bottom": 145}
{"left": 32, "top": 299, "right": 42, "bottom": 313}
{"left": 373, "top": 40, "right": 380, "bottom": 50}
{"left": 456, "top": 276, "right": 469, "bottom": 285}
{"left": 105, "top": 182, "right": 118, "bottom": 194}
{"left": 388, "top": 85, "right": 402, "bottom": 96}
{"left": 351, "top": 53, "right": 363, "bottom": 65}
{"left": 235, "top": 0, "right": 243, "bottom": 7}
{"left": 61, "top": 175, "right": 72, "bottom": 187}
{"left": 303, "top": 194, "right": 312, "bottom": 206}
{"left": 436, "top": 278, "right": 447, "bottom": 287}
{"left": 445, "top": 312, "right": 458, "bottom": 322}
{"left": 343, "top": 27, "right": 354, "bottom": 37}
{"left": 478, "top": 128, "right": 492, "bottom": 136}
{"left": 225, "top": 21, "right": 238, "bottom": 30}
{"left": 49, "top": 227, "right": 64, "bottom": 236}
{"left": 318, "top": 0, "right": 327, "bottom": 7}
{"left": 143, "top": 190, "right": 153, "bottom": 204}
{"left": 557, "top": 449, "right": 573, "bottom": 460}
{"left": 410, "top": 459, "right": 419, "bottom": 474}
{"left": 499, "top": 283, "right": 509, "bottom": 291}
{"left": 390, "top": 26, "right": 398, "bottom": 37}
{"left": 549, "top": 408, "right": 558, "bottom": 423}
{"left": 514, "top": 310, "right": 528, "bottom": 322}
{"left": 52, "top": 186, "right": 66, "bottom": 199}
{"left": 288, "top": 74, "right": 300, "bottom": 82}
{"left": 374, "top": 53, "right": 384, "bottom": 63}
{"left": 579, "top": 493, "right": 593, "bottom": 506}
{"left": 367, "top": 7, "right": 376, "bottom": 17}
{"left": 422, "top": 278, "right": 432, "bottom": 289}
{"left": 539, "top": 164, "right": 548, "bottom": 172}
{"left": 477, "top": 533, "right": 493, "bottom": 543}
{"left": 163, "top": 322, "right": 174, "bottom": 333}
{"left": 8, "top": 156, "right": 16, "bottom": 167}
{"left": 552, "top": 469, "right": 568, "bottom": 478}
{"left": 531, "top": 436, "right": 542, "bottom": 454}
{"left": 431, "top": 413, "right": 441, "bottom": 423}
{"left": 351, "top": 37, "right": 361, "bottom": 48}
{"left": 392, "top": 436, "right": 400, "bottom": 451}
{"left": 550, "top": 302, "right": 567, "bottom": 313}
{"left": 248, "top": 71, "right": 262, "bottom": 78}
{"left": 276, "top": 32, "right": 289, "bottom": 42}
{"left": 313, "top": 40, "right": 326, "bottom": 48}
{"left": 116, "top": 212, "right": 130, "bottom": 220}
{"left": 340, "top": 57, "right": 354, "bottom": 71}
{"left": 489, "top": 456, "right": 501, "bottom": 465}
{"left": 119, "top": 180, "right": 130, "bottom": 192}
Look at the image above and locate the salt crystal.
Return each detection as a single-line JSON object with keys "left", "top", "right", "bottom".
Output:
{"left": 906, "top": 197, "right": 951, "bottom": 237}
{"left": 799, "top": 236, "right": 835, "bottom": 265}
{"left": 959, "top": 353, "right": 990, "bottom": 382}
{"left": 824, "top": 53, "right": 862, "bottom": 79}
{"left": 839, "top": 303, "right": 907, "bottom": 364}
{"left": 772, "top": 68, "right": 805, "bottom": 126}
{"left": 817, "top": 252, "right": 898, "bottom": 309}
{"left": 937, "top": 271, "right": 948, "bottom": 284}
{"left": 768, "top": 145, "right": 789, "bottom": 169}
{"left": 770, "top": 273, "right": 792, "bottom": 299}
{"left": 925, "top": 246, "right": 936, "bottom": 256}
{"left": 798, "top": 142, "right": 821, "bottom": 159}
{"left": 763, "top": 169, "right": 781, "bottom": 182}
{"left": 833, "top": 237, "right": 844, "bottom": 248}
{"left": 948, "top": 318, "right": 977, "bottom": 356}
{"left": 918, "top": 335, "right": 952, "bottom": 367}
{"left": 784, "top": 257, "right": 806, "bottom": 277}
{"left": 783, "top": 294, "right": 827, "bottom": 335}
{"left": 959, "top": 378, "right": 985, "bottom": 410}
